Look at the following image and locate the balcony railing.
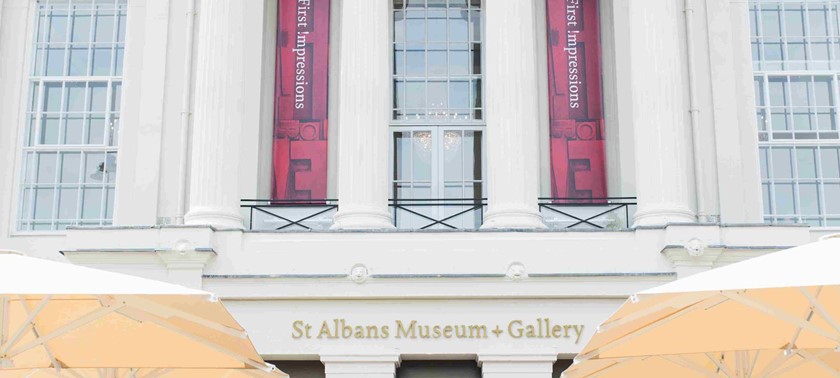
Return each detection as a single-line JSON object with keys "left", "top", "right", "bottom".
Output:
{"left": 538, "top": 197, "right": 637, "bottom": 230}
{"left": 390, "top": 198, "right": 486, "bottom": 230}
{"left": 241, "top": 199, "right": 338, "bottom": 231}
{"left": 241, "top": 197, "right": 636, "bottom": 231}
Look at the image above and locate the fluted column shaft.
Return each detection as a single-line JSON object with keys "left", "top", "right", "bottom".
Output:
{"left": 331, "top": 0, "right": 394, "bottom": 229}
{"left": 481, "top": 0, "right": 545, "bottom": 229}
{"left": 184, "top": 0, "right": 244, "bottom": 228}
{"left": 629, "top": 0, "right": 696, "bottom": 226}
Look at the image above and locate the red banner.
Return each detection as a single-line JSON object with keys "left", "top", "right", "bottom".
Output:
{"left": 546, "top": 0, "right": 607, "bottom": 199}
{"left": 273, "top": 0, "right": 330, "bottom": 199}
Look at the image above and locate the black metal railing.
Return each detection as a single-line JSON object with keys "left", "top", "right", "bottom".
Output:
{"left": 241, "top": 199, "right": 338, "bottom": 231}
{"left": 538, "top": 197, "right": 637, "bottom": 230}
{"left": 390, "top": 198, "right": 486, "bottom": 230}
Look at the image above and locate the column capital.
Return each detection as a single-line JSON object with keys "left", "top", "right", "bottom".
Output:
{"left": 478, "top": 350, "right": 557, "bottom": 376}
{"left": 321, "top": 350, "right": 400, "bottom": 377}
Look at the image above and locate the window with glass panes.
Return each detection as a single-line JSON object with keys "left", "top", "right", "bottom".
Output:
{"left": 18, "top": 0, "right": 126, "bottom": 231}
{"left": 391, "top": 0, "right": 484, "bottom": 229}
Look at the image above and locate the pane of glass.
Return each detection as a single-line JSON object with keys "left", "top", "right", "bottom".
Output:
{"left": 761, "top": 9, "right": 781, "bottom": 37}
{"left": 427, "top": 11, "right": 447, "bottom": 41}
{"left": 393, "top": 132, "right": 411, "bottom": 181}
{"left": 36, "top": 152, "right": 57, "bottom": 184}
{"left": 814, "top": 77, "right": 833, "bottom": 107}
{"left": 817, "top": 112, "right": 835, "bottom": 131}
{"left": 58, "top": 188, "right": 78, "bottom": 219}
{"left": 759, "top": 147, "right": 769, "bottom": 179}
{"left": 109, "top": 116, "right": 120, "bottom": 146}
{"left": 105, "top": 187, "right": 115, "bottom": 219}
{"left": 89, "top": 83, "right": 107, "bottom": 111}
{"left": 40, "top": 116, "right": 60, "bottom": 145}
{"left": 49, "top": 12, "right": 68, "bottom": 43}
{"left": 86, "top": 116, "right": 105, "bottom": 144}
{"left": 472, "top": 78, "right": 481, "bottom": 108}
{"left": 774, "top": 183, "right": 795, "bottom": 214}
{"left": 768, "top": 78, "right": 787, "bottom": 106}
{"left": 114, "top": 47, "right": 124, "bottom": 76}
{"left": 34, "top": 188, "right": 55, "bottom": 220}
{"left": 406, "top": 48, "right": 425, "bottom": 76}
{"left": 772, "top": 148, "right": 793, "bottom": 178}
{"left": 787, "top": 42, "right": 806, "bottom": 61}
{"left": 763, "top": 42, "right": 783, "bottom": 61}
{"left": 394, "top": 48, "right": 405, "bottom": 76}
{"left": 92, "top": 48, "right": 112, "bottom": 76}
{"left": 449, "top": 44, "right": 469, "bottom": 75}
{"left": 449, "top": 9, "right": 469, "bottom": 41}
{"left": 428, "top": 81, "right": 447, "bottom": 109}
{"left": 789, "top": 77, "right": 810, "bottom": 106}
{"left": 825, "top": 184, "right": 840, "bottom": 214}
{"left": 45, "top": 48, "right": 66, "bottom": 76}
{"left": 771, "top": 110, "right": 788, "bottom": 131}
{"left": 754, "top": 77, "right": 764, "bottom": 106}
{"left": 449, "top": 80, "right": 469, "bottom": 109}
{"left": 406, "top": 0, "right": 424, "bottom": 8}
{"left": 394, "top": 80, "right": 405, "bottom": 110}
{"left": 68, "top": 47, "right": 89, "bottom": 76}
{"left": 797, "top": 148, "right": 817, "bottom": 179}
{"left": 117, "top": 12, "right": 127, "bottom": 42}
{"left": 792, "top": 111, "right": 813, "bottom": 130}
{"left": 394, "top": 11, "right": 405, "bottom": 42}
{"left": 427, "top": 46, "right": 447, "bottom": 76}
{"left": 799, "top": 183, "right": 820, "bottom": 215}
{"left": 821, "top": 148, "right": 840, "bottom": 178}
{"left": 784, "top": 9, "right": 804, "bottom": 36}
{"left": 470, "top": 10, "right": 481, "bottom": 41}
{"left": 443, "top": 130, "right": 463, "bottom": 182}
{"left": 406, "top": 12, "right": 425, "bottom": 42}
{"left": 105, "top": 153, "right": 117, "bottom": 183}
{"left": 43, "top": 83, "right": 63, "bottom": 112}
{"left": 809, "top": 9, "right": 829, "bottom": 36}
{"left": 94, "top": 12, "right": 115, "bottom": 43}
{"left": 64, "top": 116, "right": 84, "bottom": 144}
{"left": 60, "top": 152, "right": 81, "bottom": 183}
{"left": 412, "top": 131, "right": 432, "bottom": 181}
{"left": 406, "top": 81, "right": 426, "bottom": 108}
{"left": 71, "top": 13, "right": 91, "bottom": 43}
{"left": 84, "top": 152, "right": 105, "bottom": 183}
{"left": 428, "top": 0, "right": 446, "bottom": 7}
{"left": 81, "top": 188, "right": 102, "bottom": 220}
{"left": 811, "top": 42, "right": 830, "bottom": 63}
{"left": 471, "top": 43, "right": 481, "bottom": 74}
{"left": 64, "top": 83, "right": 85, "bottom": 112}
{"left": 111, "top": 82, "right": 122, "bottom": 112}
{"left": 465, "top": 130, "right": 481, "bottom": 180}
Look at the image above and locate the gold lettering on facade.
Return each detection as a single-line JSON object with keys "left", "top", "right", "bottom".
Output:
{"left": 292, "top": 318, "right": 586, "bottom": 343}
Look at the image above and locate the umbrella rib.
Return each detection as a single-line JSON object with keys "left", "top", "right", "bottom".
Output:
{"left": 660, "top": 355, "right": 722, "bottom": 378}
{"left": 7, "top": 303, "right": 125, "bottom": 358}
{"left": 721, "top": 292, "right": 840, "bottom": 344}
{"left": 596, "top": 292, "right": 714, "bottom": 334}
{"left": 754, "top": 349, "right": 794, "bottom": 378}
{"left": 766, "top": 349, "right": 825, "bottom": 377}
{"left": 0, "top": 295, "right": 52, "bottom": 355}
{"left": 16, "top": 295, "right": 62, "bottom": 370}
{"left": 799, "top": 287, "right": 840, "bottom": 337}
{"left": 747, "top": 350, "right": 760, "bottom": 378}
{"left": 705, "top": 352, "right": 735, "bottom": 378}
{"left": 140, "top": 368, "right": 170, "bottom": 378}
{"left": 116, "top": 307, "right": 271, "bottom": 372}
{"left": 577, "top": 296, "right": 728, "bottom": 361}
{"left": 0, "top": 296, "right": 8, "bottom": 347}
{"left": 117, "top": 295, "right": 248, "bottom": 339}
{"left": 797, "top": 350, "right": 840, "bottom": 378}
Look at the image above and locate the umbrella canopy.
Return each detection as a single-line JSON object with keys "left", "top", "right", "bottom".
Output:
{"left": 564, "top": 237, "right": 840, "bottom": 377}
{"left": 0, "top": 252, "right": 286, "bottom": 377}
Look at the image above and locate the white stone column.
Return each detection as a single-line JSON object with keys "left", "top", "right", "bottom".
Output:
{"left": 481, "top": 0, "right": 545, "bottom": 229}
{"left": 184, "top": 0, "right": 245, "bottom": 228}
{"left": 331, "top": 0, "right": 394, "bottom": 230}
{"left": 321, "top": 353, "right": 400, "bottom": 378}
{"left": 629, "top": 0, "right": 696, "bottom": 226}
{"left": 478, "top": 353, "right": 557, "bottom": 378}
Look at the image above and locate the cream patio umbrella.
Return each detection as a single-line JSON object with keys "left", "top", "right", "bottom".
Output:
{"left": 564, "top": 236, "right": 840, "bottom": 378}
{"left": 0, "top": 251, "right": 287, "bottom": 377}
